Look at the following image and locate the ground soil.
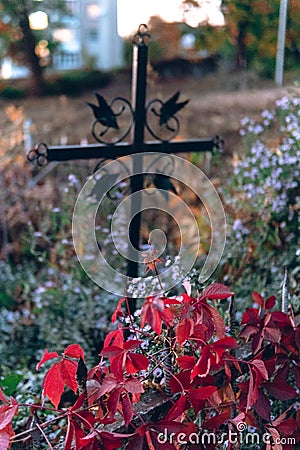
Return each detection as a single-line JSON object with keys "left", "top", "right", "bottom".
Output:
{"left": 1, "top": 69, "right": 297, "bottom": 181}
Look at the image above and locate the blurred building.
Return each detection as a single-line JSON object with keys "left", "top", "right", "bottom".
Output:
{"left": 53, "top": 0, "right": 123, "bottom": 71}
{"left": 1, "top": 0, "right": 123, "bottom": 79}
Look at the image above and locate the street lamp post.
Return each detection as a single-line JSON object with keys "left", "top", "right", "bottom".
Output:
{"left": 275, "top": 0, "right": 288, "bottom": 86}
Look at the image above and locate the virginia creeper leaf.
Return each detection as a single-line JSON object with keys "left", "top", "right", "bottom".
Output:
{"left": 176, "top": 318, "right": 194, "bottom": 345}
{"left": 125, "top": 353, "right": 149, "bottom": 374}
{"left": 207, "top": 304, "right": 226, "bottom": 339}
{"left": 121, "top": 394, "right": 134, "bottom": 427}
{"left": 251, "top": 359, "right": 269, "bottom": 381}
{"left": 0, "top": 403, "right": 18, "bottom": 430}
{"left": 265, "top": 295, "right": 276, "bottom": 310}
{"left": 252, "top": 292, "right": 264, "bottom": 307}
{"left": 200, "top": 283, "right": 234, "bottom": 300}
{"left": 0, "top": 432, "right": 10, "bottom": 450}
{"left": 36, "top": 349, "right": 60, "bottom": 371}
{"left": 165, "top": 395, "right": 187, "bottom": 421}
{"left": 177, "top": 355, "right": 196, "bottom": 370}
{"left": 124, "top": 377, "right": 144, "bottom": 394}
{"left": 265, "top": 381, "right": 298, "bottom": 400}
{"left": 64, "top": 344, "right": 84, "bottom": 360}
{"left": 42, "top": 359, "right": 78, "bottom": 408}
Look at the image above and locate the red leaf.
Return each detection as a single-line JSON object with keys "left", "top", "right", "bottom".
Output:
{"left": 188, "top": 385, "right": 220, "bottom": 416}
{"left": 177, "top": 355, "right": 196, "bottom": 370}
{"left": 112, "top": 297, "right": 127, "bottom": 323}
{"left": 123, "top": 340, "right": 143, "bottom": 351}
{"left": 276, "top": 418, "right": 298, "bottom": 436}
{"left": 64, "top": 418, "right": 75, "bottom": 450}
{"left": 230, "top": 412, "right": 245, "bottom": 427}
{"left": 121, "top": 394, "right": 133, "bottom": 427}
{"left": 98, "top": 431, "right": 129, "bottom": 450}
{"left": 247, "top": 371, "right": 258, "bottom": 409}
{"left": 42, "top": 359, "right": 78, "bottom": 408}
{"left": 141, "top": 296, "right": 175, "bottom": 335}
{"left": 265, "top": 427, "right": 283, "bottom": 450}
{"left": 42, "top": 363, "right": 65, "bottom": 408}
{"left": 103, "top": 327, "right": 124, "bottom": 350}
{"left": 60, "top": 359, "right": 78, "bottom": 392}
{"left": 201, "top": 283, "right": 234, "bottom": 300}
{"left": 265, "top": 295, "right": 276, "bottom": 310}
{"left": 252, "top": 292, "right": 264, "bottom": 307}
{"left": 0, "top": 404, "right": 18, "bottom": 430}
{"left": 78, "top": 431, "right": 99, "bottom": 449}
{"left": 64, "top": 344, "right": 84, "bottom": 360}
{"left": 101, "top": 345, "right": 123, "bottom": 359}
{"left": 87, "top": 379, "right": 102, "bottom": 406}
{"left": 124, "top": 378, "right": 144, "bottom": 395}
{"left": 207, "top": 305, "right": 226, "bottom": 339}
{"left": 212, "top": 336, "right": 238, "bottom": 349}
{"left": 189, "top": 386, "right": 217, "bottom": 401}
{"left": 202, "top": 409, "right": 231, "bottom": 430}
{"left": 191, "top": 346, "right": 211, "bottom": 379}
{"left": 265, "top": 381, "right": 298, "bottom": 400}
{"left": 241, "top": 308, "right": 259, "bottom": 325}
{"left": 251, "top": 359, "right": 269, "bottom": 381}
{"left": 36, "top": 349, "right": 60, "bottom": 371}
{"left": 0, "top": 431, "right": 10, "bottom": 450}
{"left": 107, "top": 387, "right": 122, "bottom": 418}
{"left": 165, "top": 395, "right": 187, "bottom": 421}
{"left": 176, "top": 318, "right": 194, "bottom": 345}
{"left": 263, "top": 327, "right": 281, "bottom": 343}
{"left": 126, "top": 353, "right": 149, "bottom": 374}
{"left": 95, "top": 375, "right": 119, "bottom": 398}
{"left": 254, "top": 390, "right": 271, "bottom": 421}
{"left": 0, "top": 388, "right": 8, "bottom": 404}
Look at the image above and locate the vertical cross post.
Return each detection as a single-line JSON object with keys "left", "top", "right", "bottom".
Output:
{"left": 127, "top": 28, "right": 148, "bottom": 284}
{"left": 27, "top": 24, "right": 223, "bottom": 299}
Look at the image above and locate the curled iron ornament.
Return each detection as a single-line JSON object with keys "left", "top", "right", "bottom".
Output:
{"left": 145, "top": 99, "right": 180, "bottom": 142}
{"left": 27, "top": 143, "right": 48, "bottom": 166}
{"left": 90, "top": 96, "right": 135, "bottom": 145}
{"left": 213, "top": 135, "right": 224, "bottom": 152}
{"left": 133, "top": 24, "right": 150, "bottom": 46}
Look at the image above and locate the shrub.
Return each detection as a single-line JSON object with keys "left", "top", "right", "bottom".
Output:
{"left": 44, "top": 69, "right": 112, "bottom": 96}
{"left": 0, "top": 85, "right": 26, "bottom": 100}
{"left": 1, "top": 278, "right": 299, "bottom": 449}
{"left": 220, "top": 93, "right": 300, "bottom": 308}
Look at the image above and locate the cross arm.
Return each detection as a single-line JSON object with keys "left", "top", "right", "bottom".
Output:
{"left": 28, "top": 137, "right": 222, "bottom": 165}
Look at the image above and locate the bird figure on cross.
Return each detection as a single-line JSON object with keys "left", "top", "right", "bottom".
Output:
{"left": 87, "top": 93, "right": 119, "bottom": 130}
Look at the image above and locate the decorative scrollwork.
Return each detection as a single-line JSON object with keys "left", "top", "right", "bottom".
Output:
{"left": 133, "top": 24, "right": 150, "bottom": 46}
{"left": 27, "top": 143, "right": 48, "bottom": 166}
{"left": 213, "top": 135, "right": 225, "bottom": 152}
{"left": 88, "top": 94, "right": 135, "bottom": 145}
{"left": 145, "top": 92, "right": 189, "bottom": 142}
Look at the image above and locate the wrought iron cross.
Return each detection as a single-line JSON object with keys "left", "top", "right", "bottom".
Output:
{"left": 28, "top": 24, "right": 222, "bottom": 294}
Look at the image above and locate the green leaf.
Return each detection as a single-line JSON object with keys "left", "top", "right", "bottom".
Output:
{"left": 0, "top": 374, "right": 22, "bottom": 397}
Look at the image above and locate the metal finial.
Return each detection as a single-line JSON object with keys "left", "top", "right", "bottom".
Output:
{"left": 133, "top": 24, "right": 151, "bottom": 46}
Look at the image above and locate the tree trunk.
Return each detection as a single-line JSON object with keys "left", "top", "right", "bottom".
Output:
{"left": 18, "top": 14, "right": 45, "bottom": 95}
{"left": 235, "top": 22, "right": 248, "bottom": 71}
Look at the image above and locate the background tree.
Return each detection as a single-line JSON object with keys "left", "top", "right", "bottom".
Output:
{"left": 0, "top": 0, "right": 68, "bottom": 95}
{"left": 182, "top": 0, "right": 300, "bottom": 76}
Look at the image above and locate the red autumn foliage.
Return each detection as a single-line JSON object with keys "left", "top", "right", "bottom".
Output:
{"left": 1, "top": 282, "right": 299, "bottom": 449}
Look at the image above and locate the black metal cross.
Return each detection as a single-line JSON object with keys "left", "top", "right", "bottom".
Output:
{"left": 28, "top": 24, "right": 222, "bottom": 295}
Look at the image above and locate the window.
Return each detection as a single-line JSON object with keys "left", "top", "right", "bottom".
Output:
{"left": 86, "top": 29, "right": 98, "bottom": 42}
